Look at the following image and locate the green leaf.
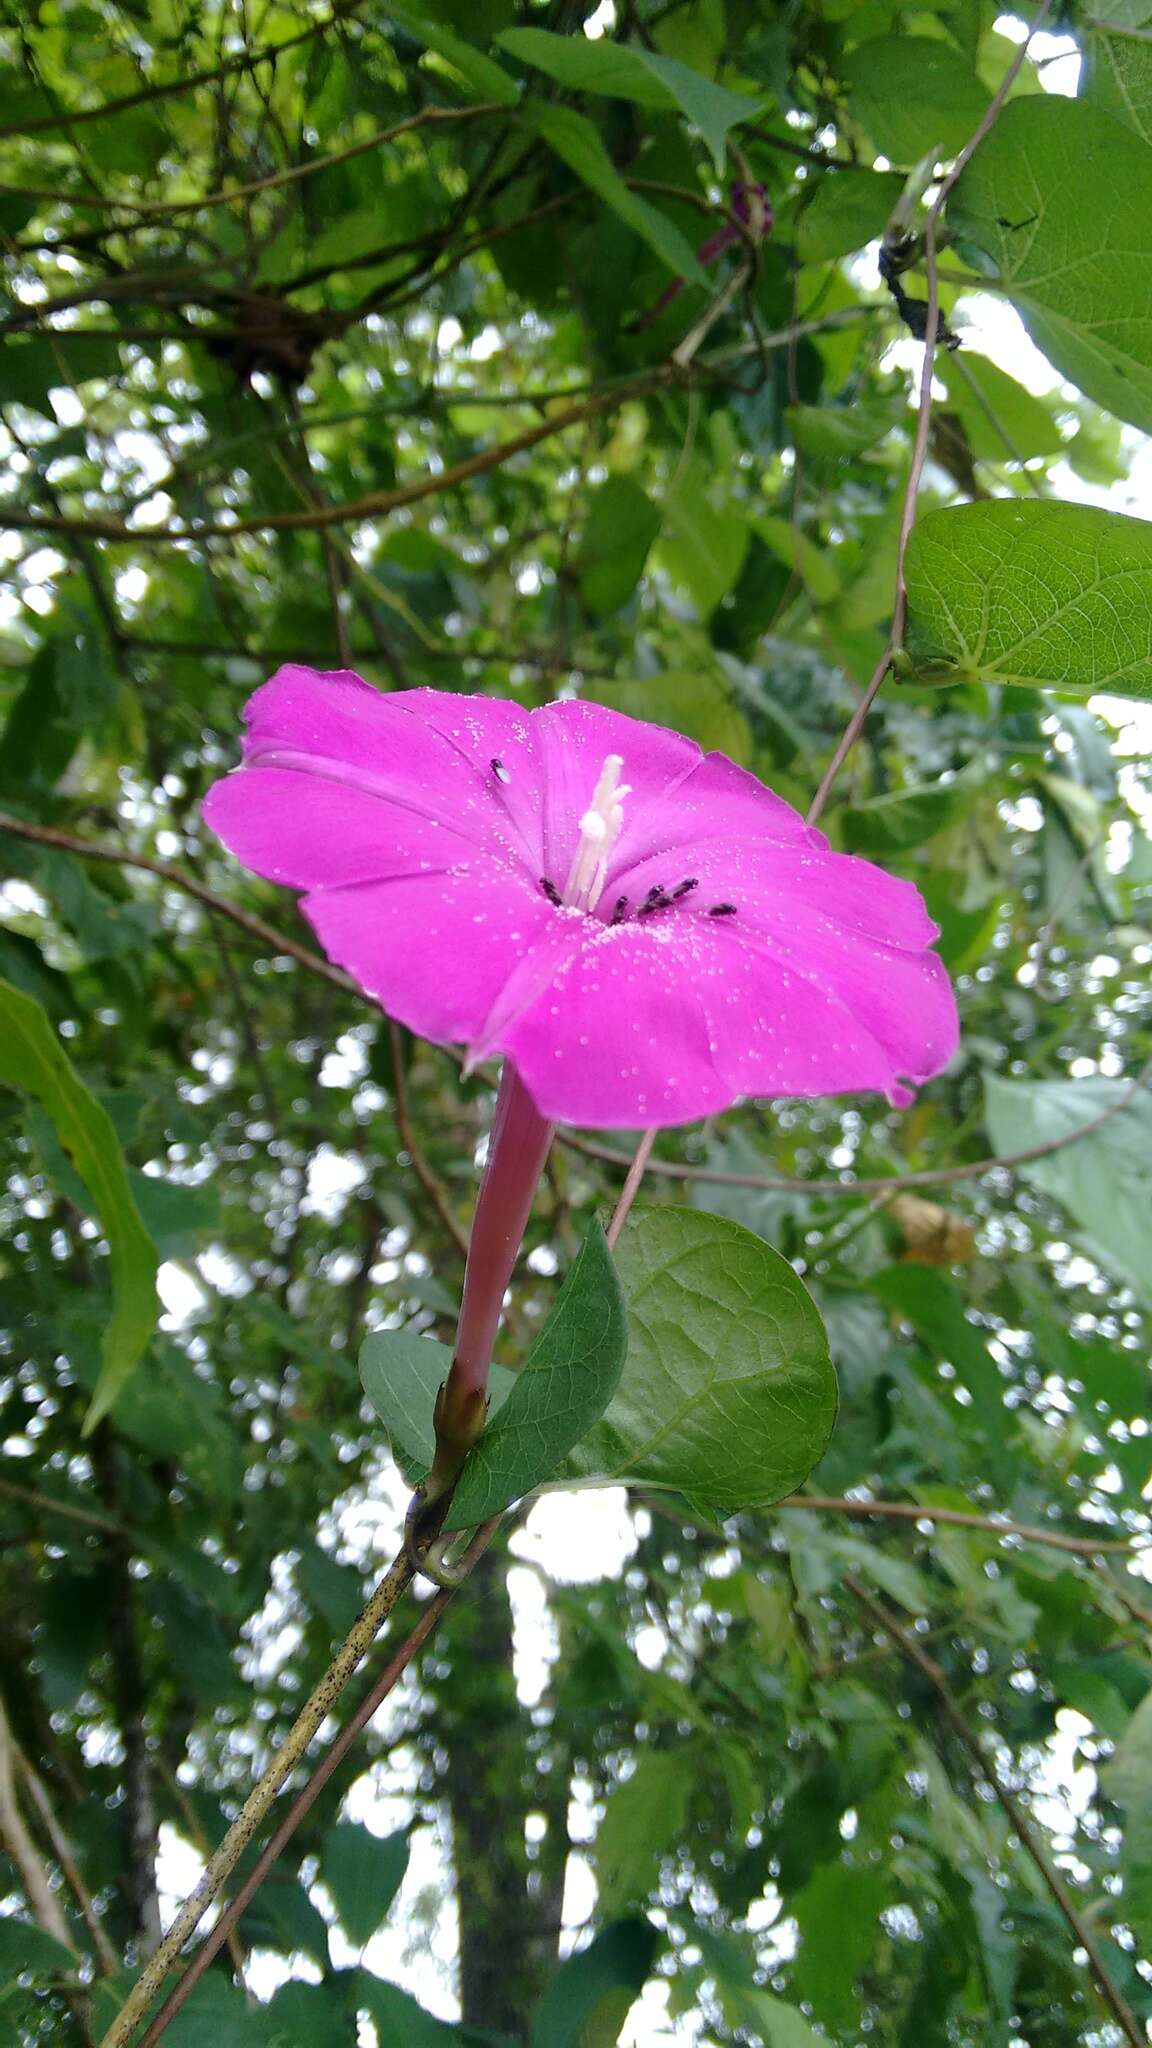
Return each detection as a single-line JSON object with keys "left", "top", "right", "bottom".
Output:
{"left": 949, "top": 97, "right": 1152, "bottom": 434}
{"left": 631, "top": 51, "right": 762, "bottom": 175}
{"left": 499, "top": 29, "right": 760, "bottom": 171}
{"left": 839, "top": 781, "right": 970, "bottom": 855}
{"left": 1104, "top": 1687, "right": 1152, "bottom": 1955}
{"left": 1081, "top": 5, "right": 1152, "bottom": 148}
{"left": 322, "top": 1821, "right": 410, "bottom": 1947}
{"left": 241, "top": 1873, "right": 332, "bottom": 1968}
{"left": 792, "top": 1860, "right": 886, "bottom": 2031}
{"left": 1052, "top": 1663, "right": 1131, "bottom": 1743}
{"left": 575, "top": 476, "right": 661, "bottom": 616}
{"left": 718, "top": 1984, "right": 831, "bottom": 2048}
{"left": 940, "top": 354, "right": 1063, "bottom": 464}
{"left": 903, "top": 501, "right": 1152, "bottom": 699}
{"left": 658, "top": 456, "right": 749, "bottom": 615}
{"left": 560, "top": 1209, "right": 838, "bottom": 1516}
{"left": 594, "top": 1751, "right": 695, "bottom": 1913}
{"left": 797, "top": 170, "right": 903, "bottom": 264}
{"left": 0, "top": 1918, "right": 76, "bottom": 1979}
{"left": 260, "top": 1979, "right": 357, "bottom": 2047}
{"left": 872, "top": 1265, "right": 1006, "bottom": 1424}
{"left": 356, "top": 1973, "right": 469, "bottom": 2045}
{"left": 753, "top": 515, "right": 839, "bottom": 604}
{"left": 984, "top": 1074, "right": 1152, "bottom": 1306}
{"left": 1, "top": 334, "right": 124, "bottom": 416}
{"left": 359, "top": 1328, "right": 456, "bottom": 1477}
{"left": 588, "top": 671, "right": 752, "bottom": 763}
{"left": 446, "top": 1219, "right": 626, "bottom": 1528}
{"left": 161, "top": 1973, "right": 268, "bottom": 2048}
{"left": 786, "top": 399, "right": 900, "bottom": 460}
{"left": 529, "top": 105, "right": 709, "bottom": 286}
{"left": 843, "top": 36, "right": 990, "bottom": 164}
{"left": 360, "top": 1221, "right": 628, "bottom": 1529}
{"left": 0, "top": 978, "right": 158, "bottom": 1428}
{"left": 387, "top": 5, "right": 520, "bottom": 105}
{"left": 530, "top": 1915, "right": 659, "bottom": 2048}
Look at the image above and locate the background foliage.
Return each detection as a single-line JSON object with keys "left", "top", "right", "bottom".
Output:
{"left": 1, "top": 1, "right": 1152, "bottom": 2044}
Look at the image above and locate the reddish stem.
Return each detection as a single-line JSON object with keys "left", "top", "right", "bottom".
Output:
{"left": 453, "top": 1063, "right": 554, "bottom": 1393}
{"left": 430, "top": 1064, "right": 554, "bottom": 1479}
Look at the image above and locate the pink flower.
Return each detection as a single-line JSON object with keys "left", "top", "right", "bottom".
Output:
{"left": 203, "top": 666, "right": 958, "bottom": 1130}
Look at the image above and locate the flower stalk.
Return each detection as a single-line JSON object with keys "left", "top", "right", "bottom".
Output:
{"left": 423, "top": 1061, "right": 554, "bottom": 1507}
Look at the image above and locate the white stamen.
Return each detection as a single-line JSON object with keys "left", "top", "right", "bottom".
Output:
{"left": 563, "top": 754, "right": 631, "bottom": 913}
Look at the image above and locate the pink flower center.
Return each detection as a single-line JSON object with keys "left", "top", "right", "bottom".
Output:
{"left": 534, "top": 752, "right": 738, "bottom": 928}
{"left": 562, "top": 753, "right": 632, "bottom": 913}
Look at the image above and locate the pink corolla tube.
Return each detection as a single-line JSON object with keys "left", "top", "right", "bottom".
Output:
{"left": 204, "top": 666, "right": 958, "bottom": 1479}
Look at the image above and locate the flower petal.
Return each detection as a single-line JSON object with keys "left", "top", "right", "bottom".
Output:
{"left": 238, "top": 666, "right": 546, "bottom": 871}
{"left": 684, "top": 915, "right": 958, "bottom": 1105}
{"left": 203, "top": 766, "right": 482, "bottom": 890}
{"left": 301, "top": 861, "right": 555, "bottom": 1048}
{"left": 495, "top": 923, "right": 732, "bottom": 1127}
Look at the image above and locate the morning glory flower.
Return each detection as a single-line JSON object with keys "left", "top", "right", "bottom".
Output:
{"left": 203, "top": 665, "right": 958, "bottom": 1130}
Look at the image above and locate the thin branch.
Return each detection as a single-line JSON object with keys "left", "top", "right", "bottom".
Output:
{"left": 0, "top": 3, "right": 365, "bottom": 138}
{"left": 605, "top": 1129, "right": 656, "bottom": 1251}
{"left": 846, "top": 1576, "right": 1144, "bottom": 2048}
{"left": 0, "top": 379, "right": 663, "bottom": 541}
{"left": 136, "top": 1515, "right": 502, "bottom": 2048}
{"left": 561, "top": 1058, "right": 1152, "bottom": 1196}
{"left": 0, "top": 103, "right": 503, "bottom": 219}
{"left": 782, "top": 1494, "right": 1134, "bottom": 1556}
{"left": 0, "top": 1695, "right": 78, "bottom": 1954}
{"left": 97, "top": 1542, "right": 420, "bottom": 2048}
{"left": 388, "top": 1020, "right": 470, "bottom": 1260}
{"left": 18, "top": 1752, "right": 120, "bottom": 1972}
{"left": 0, "top": 812, "right": 362, "bottom": 999}
{"left": 0, "top": 1473, "right": 129, "bottom": 1538}
{"left": 805, "top": 0, "right": 1052, "bottom": 829}
{"left": 0, "top": 317, "right": 872, "bottom": 544}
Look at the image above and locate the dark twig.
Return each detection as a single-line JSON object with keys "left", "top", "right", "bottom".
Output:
{"left": 561, "top": 1057, "right": 1152, "bottom": 1197}
{"left": 846, "top": 1576, "right": 1144, "bottom": 2048}
{"left": 0, "top": 103, "right": 504, "bottom": 219}
{"left": 388, "top": 1020, "right": 470, "bottom": 1261}
{"left": 783, "top": 1494, "right": 1133, "bottom": 1556}
{"left": 0, "top": 3, "right": 366, "bottom": 138}
{"left": 0, "top": 813, "right": 361, "bottom": 999}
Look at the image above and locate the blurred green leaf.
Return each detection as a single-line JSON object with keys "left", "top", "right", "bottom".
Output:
{"left": 530, "top": 1915, "right": 659, "bottom": 2048}
{"left": 500, "top": 30, "right": 761, "bottom": 171}
{"left": 0, "top": 978, "right": 158, "bottom": 1428}
{"left": 575, "top": 475, "right": 661, "bottom": 616}
{"left": 1104, "top": 1687, "right": 1152, "bottom": 1955}
{"left": 985, "top": 1073, "right": 1152, "bottom": 1304}
{"left": 530, "top": 105, "right": 709, "bottom": 284}
{"left": 323, "top": 1821, "right": 410, "bottom": 1947}
{"left": 844, "top": 36, "right": 989, "bottom": 163}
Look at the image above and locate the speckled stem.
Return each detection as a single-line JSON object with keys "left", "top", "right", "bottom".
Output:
{"left": 97, "top": 1547, "right": 415, "bottom": 2048}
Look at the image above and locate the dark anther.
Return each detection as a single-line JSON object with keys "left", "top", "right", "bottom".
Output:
{"left": 609, "top": 896, "right": 629, "bottom": 925}
{"left": 491, "top": 757, "right": 511, "bottom": 784}
{"left": 708, "top": 903, "right": 738, "bottom": 917}
{"left": 638, "top": 891, "right": 673, "bottom": 917}
{"left": 641, "top": 884, "right": 665, "bottom": 906}
{"left": 672, "top": 878, "right": 698, "bottom": 899}
{"left": 540, "top": 877, "right": 562, "bottom": 906}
